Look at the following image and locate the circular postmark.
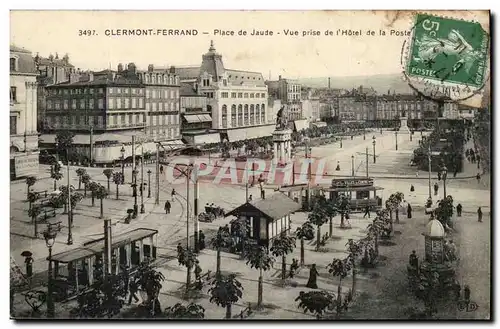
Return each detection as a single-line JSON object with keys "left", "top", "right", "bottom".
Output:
{"left": 400, "top": 13, "right": 490, "bottom": 102}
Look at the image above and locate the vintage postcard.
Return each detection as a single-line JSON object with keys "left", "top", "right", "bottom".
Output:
{"left": 9, "top": 10, "right": 491, "bottom": 320}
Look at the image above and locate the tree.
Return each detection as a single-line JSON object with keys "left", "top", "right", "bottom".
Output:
{"left": 317, "top": 196, "right": 338, "bottom": 237}
{"left": 295, "top": 221, "right": 315, "bottom": 267}
{"left": 366, "top": 215, "right": 384, "bottom": 256}
{"left": 345, "top": 239, "right": 363, "bottom": 292}
{"left": 390, "top": 192, "right": 404, "bottom": 223}
{"left": 208, "top": 273, "right": 243, "bottom": 319}
{"left": 72, "top": 274, "right": 127, "bottom": 318}
{"left": 28, "top": 204, "right": 41, "bottom": 238}
{"left": 270, "top": 233, "right": 296, "bottom": 281}
{"left": 336, "top": 194, "right": 351, "bottom": 228}
{"left": 81, "top": 173, "right": 91, "bottom": 197}
{"left": 136, "top": 261, "right": 165, "bottom": 316}
{"left": 308, "top": 205, "right": 329, "bottom": 251}
{"left": 164, "top": 303, "right": 205, "bottom": 319}
{"left": 435, "top": 195, "right": 454, "bottom": 228}
{"left": 384, "top": 200, "right": 394, "bottom": 234}
{"left": 295, "top": 290, "right": 336, "bottom": 319}
{"left": 245, "top": 245, "right": 274, "bottom": 307}
{"left": 177, "top": 247, "right": 198, "bottom": 293}
{"left": 230, "top": 217, "right": 249, "bottom": 258}
{"left": 88, "top": 181, "right": 99, "bottom": 207}
{"left": 27, "top": 191, "right": 37, "bottom": 211}
{"left": 70, "top": 192, "right": 84, "bottom": 226}
{"left": 327, "top": 257, "right": 351, "bottom": 318}
{"left": 75, "top": 168, "right": 87, "bottom": 190}
{"left": 112, "top": 172, "right": 124, "bottom": 199}
{"left": 211, "top": 226, "right": 233, "bottom": 276}
{"left": 103, "top": 169, "right": 114, "bottom": 192}
{"left": 417, "top": 269, "right": 440, "bottom": 317}
{"left": 95, "top": 184, "right": 109, "bottom": 219}
{"left": 25, "top": 176, "right": 37, "bottom": 200}
{"left": 55, "top": 130, "right": 75, "bottom": 165}
{"left": 51, "top": 163, "right": 63, "bottom": 192}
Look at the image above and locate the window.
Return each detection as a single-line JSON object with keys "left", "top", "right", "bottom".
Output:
{"left": 10, "top": 58, "right": 17, "bottom": 71}
{"left": 261, "top": 104, "right": 266, "bottom": 123}
{"left": 124, "top": 98, "right": 130, "bottom": 108}
{"left": 261, "top": 93, "right": 265, "bottom": 98}
{"left": 90, "top": 88, "right": 94, "bottom": 94}
{"left": 146, "top": 103, "right": 150, "bottom": 111}
{"left": 250, "top": 104, "right": 255, "bottom": 125}
{"left": 237, "top": 105, "right": 243, "bottom": 126}
{"left": 244, "top": 104, "right": 249, "bottom": 125}
{"left": 255, "top": 93, "right": 260, "bottom": 98}
{"left": 72, "top": 99, "right": 77, "bottom": 110}
{"left": 63, "top": 100, "right": 68, "bottom": 110}
{"left": 231, "top": 105, "right": 237, "bottom": 127}
{"left": 159, "top": 102, "right": 163, "bottom": 111}
{"left": 203, "top": 78, "right": 210, "bottom": 87}
{"left": 46, "top": 100, "right": 53, "bottom": 110}
{"left": 88, "top": 99, "right": 94, "bottom": 109}
{"left": 80, "top": 99, "right": 85, "bottom": 109}
{"left": 231, "top": 92, "right": 237, "bottom": 98}
{"left": 108, "top": 98, "right": 114, "bottom": 109}
{"left": 152, "top": 102, "right": 157, "bottom": 111}
{"left": 146, "top": 90, "right": 151, "bottom": 99}
{"left": 116, "top": 98, "right": 122, "bottom": 109}
{"left": 244, "top": 93, "right": 248, "bottom": 98}
{"left": 10, "top": 87, "right": 17, "bottom": 103}
{"left": 64, "top": 89, "right": 69, "bottom": 95}
{"left": 238, "top": 93, "right": 243, "bottom": 98}
{"left": 221, "top": 105, "right": 228, "bottom": 128}
{"left": 10, "top": 116, "right": 16, "bottom": 135}
{"left": 223, "top": 79, "right": 227, "bottom": 86}
{"left": 98, "top": 99, "right": 104, "bottom": 109}
{"left": 221, "top": 92, "right": 229, "bottom": 98}
{"left": 250, "top": 93, "right": 254, "bottom": 98}
{"left": 109, "top": 88, "right": 114, "bottom": 94}
{"left": 131, "top": 88, "right": 136, "bottom": 95}
{"left": 138, "top": 98, "right": 144, "bottom": 108}
{"left": 256, "top": 104, "right": 260, "bottom": 124}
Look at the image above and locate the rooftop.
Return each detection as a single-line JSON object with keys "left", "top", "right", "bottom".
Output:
{"left": 225, "top": 192, "right": 301, "bottom": 221}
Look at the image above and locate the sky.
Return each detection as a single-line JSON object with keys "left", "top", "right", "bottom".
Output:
{"left": 10, "top": 10, "right": 489, "bottom": 79}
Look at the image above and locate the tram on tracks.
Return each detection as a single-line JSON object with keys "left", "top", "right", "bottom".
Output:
{"left": 323, "top": 177, "right": 384, "bottom": 212}
{"left": 48, "top": 228, "right": 158, "bottom": 301}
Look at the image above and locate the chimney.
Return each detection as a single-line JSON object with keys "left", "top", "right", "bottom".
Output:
{"left": 117, "top": 63, "right": 123, "bottom": 72}
{"left": 148, "top": 64, "right": 154, "bottom": 72}
{"left": 169, "top": 66, "right": 176, "bottom": 74}
{"left": 279, "top": 75, "right": 282, "bottom": 80}
{"left": 328, "top": 77, "right": 331, "bottom": 89}
{"left": 127, "top": 63, "right": 136, "bottom": 74}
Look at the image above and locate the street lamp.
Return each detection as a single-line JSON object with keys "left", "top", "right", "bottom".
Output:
{"left": 363, "top": 128, "right": 366, "bottom": 140}
{"left": 132, "top": 170, "right": 138, "bottom": 216}
{"left": 351, "top": 155, "right": 355, "bottom": 177}
{"left": 43, "top": 222, "right": 59, "bottom": 318}
{"left": 395, "top": 130, "right": 398, "bottom": 151}
{"left": 442, "top": 165, "right": 448, "bottom": 198}
{"left": 372, "top": 136, "right": 376, "bottom": 164}
{"left": 147, "top": 169, "right": 152, "bottom": 198}
{"left": 340, "top": 137, "right": 343, "bottom": 148}
{"left": 140, "top": 146, "right": 145, "bottom": 214}
{"left": 120, "top": 146, "right": 125, "bottom": 179}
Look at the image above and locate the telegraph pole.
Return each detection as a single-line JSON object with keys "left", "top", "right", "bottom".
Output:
{"left": 351, "top": 155, "right": 355, "bottom": 177}
{"left": 428, "top": 144, "right": 432, "bottom": 201}
{"left": 193, "top": 166, "right": 199, "bottom": 252}
{"left": 140, "top": 144, "right": 145, "bottom": 213}
{"left": 365, "top": 147, "right": 369, "bottom": 178}
{"left": 306, "top": 139, "right": 311, "bottom": 210}
{"left": 89, "top": 126, "right": 94, "bottom": 166}
{"left": 103, "top": 219, "right": 112, "bottom": 279}
{"left": 132, "top": 136, "right": 136, "bottom": 184}
{"left": 155, "top": 142, "right": 160, "bottom": 205}
{"left": 67, "top": 160, "right": 73, "bottom": 245}
{"left": 186, "top": 166, "right": 191, "bottom": 250}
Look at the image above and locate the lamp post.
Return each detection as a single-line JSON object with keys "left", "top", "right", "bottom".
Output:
{"left": 140, "top": 145, "right": 145, "bottom": 214}
{"left": 372, "top": 136, "right": 376, "bottom": 164}
{"left": 351, "top": 155, "right": 355, "bottom": 177}
{"left": 442, "top": 165, "right": 448, "bottom": 198}
{"left": 43, "top": 222, "right": 59, "bottom": 318}
{"left": 147, "top": 169, "right": 152, "bottom": 198}
{"left": 132, "top": 170, "right": 138, "bottom": 216}
{"left": 395, "top": 131, "right": 398, "bottom": 151}
{"left": 120, "top": 146, "right": 125, "bottom": 179}
{"left": 427, "top": 144, "right": 432, "bottom": 202}
{"left": 363, "top": 128, "right": 366, "bottom": 140}
{"left": 66, "top": 162, "right": 73, "bottom": 246}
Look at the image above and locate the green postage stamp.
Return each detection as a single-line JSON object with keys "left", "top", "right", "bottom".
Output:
{"left": 406, "top": 13, "right": 489, "bottom": 88}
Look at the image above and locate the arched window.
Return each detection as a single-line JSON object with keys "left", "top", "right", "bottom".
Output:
{"left": 231, "top": 105, "right": 237, "bottom": 127}
{"left": 10, "top": 58, "right": 17, "bottom": 71}
{"left": 256, "top": 104, "right": 260, "bottom": 124}
{"left": 261, "top": 104, "right": 266, "bottom": 124}
{"left": 221, "top": 105, "right": 228, "bottom": 128}
{"left": 250, "top": 104, "right": 255, "bottom": 125}
{"left": 237, "top": 105, "right": 243, "bottom": 126}
{"left": 145, "top": 75, "right": 150, "bottom": 83}
{"left": 151, "top": 75, "right": 156, "bottom": 84}
{"left": 244, "top": 104, "right": 249, "bottom": 125}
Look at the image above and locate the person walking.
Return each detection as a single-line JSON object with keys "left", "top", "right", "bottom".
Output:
{"left": 456, "top": 203, "right": 462, "bottom": 217}
{"left": 407, "top": 203, "right": 412, "bottom": 219}
{"left": 159, "top": 165, "right": 164, "bottom": 175}
{"left": 127, "top": 278, "right": 140, "bottom": 305}
{"left": 410, "top": 184, "right": 415, "bottom": 192}
{"left": 171, "top": 188, "right": 176, "bottom": 201}
{"left": 164, "top": 200, "right": 171, "bottom": 214}
{"left": 434, "top": 182, "right": 439, "bottom": 196}
{"left": 248, "top": 194, "right": 253, "bottom": 201}
{"left": 260, "top": 188, "right": 266, "bottom": 200}
{"left": 476, "top": 173, "right": 481, "bottom": 184}
{"left": 198, "top": 230, "right": 206, "bottom": 250}
{"left": 477, "top": 207, "right": 483, "bottom": 222}
{"left": 290, "top": 258, "right": 299, "bottom": 279}
{"left": 437, "top": 171, "right": 442, "bottom": 181}
{"left": 306, "top": 264, "right": 319, "bottom": 289}
{"left": 363, "top": 205, "right": 371, "bottom": 218}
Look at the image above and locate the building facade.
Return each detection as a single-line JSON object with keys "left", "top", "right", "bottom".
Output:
{"left": 176, "top": 41, "right": 275, "bottom": 142}
{"left": 376, "top": 93, "right": 440, "bottom": 120}
{"left": 10, "top": 45, "right": 39, "bottom": 179}
{"left": 266, "top": 75, "right": 303, "bottom": 121}
{"left": 137, "top": 64, "right": 181, "bottom": 142}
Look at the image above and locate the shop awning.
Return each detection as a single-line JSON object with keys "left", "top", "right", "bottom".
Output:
{"left": 322, "top": 186, "right": 385, "bottom": 192}
{"left": 193, "top": 133, "right": 221, "bottom": 145}
{"left": 294, "top": 120, "right": 308, "bottom": 131}
{"left": 311, "top": 122, "right": 327, "bottom": 128}
{"left": 226, "top": 124, "right": 275, "bottom": 142}
{"left": 198, "top": 114, "right": 212, "bottom": 122}
{"left": 39, "top": 132, "right": 154, "bottom": 145}
{"left": 184, "top": 114, "right": 213, "bottom": 123}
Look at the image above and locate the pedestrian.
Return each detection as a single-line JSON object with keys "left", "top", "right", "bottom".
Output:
{"left": 336, "top": 161, "right": 341, "bottom": 171}
{"left": 127, "top": 279, "right": 140, "bottom": 305}
{"left": 476, "top": 173, "right": 481, "bottom": 184}
{"left": 464, "top": 285, "right": 471, "bottom": 303}
{"left": 306, "top": 264, "right": 319, "bottom": 289}
{"left": 248, "top": 194, "right": 253, "bottom": 201}
{"left": 25, "top": 256, "right": 33, "bottom": 279}
{"left": 407, "top": 203, "right": 412, "bottom": 219}
{"left": 177, "top": 243, "right": 184, "bottom": 265}
{"left": 409, "top": 250, "right": 418, "bottom": 268}
{"left": 363, "top": 205, "right": 371, "bottom": 218}
{"left": 160, "top": 165, "right": 164, "bottom": 175}
{"left": 456, "top": 203, "right": 462, "bottom": 217}
{"left": 261, "top": 188, "right": 265, "bottom": 200}
{"left": 171, "top": 188, "right": 176, "bottom": 201}
{"left": 434, "top": 182, "right": 439, "bottom": 196}
{"left": 164, "top": 200, "right": 171, "bottom": 214}
{"left": 477, "top": 207, "right": 483, "bottom": 222}
{"left": 198, "top": 230, "right": 206, "bottom": 250}
{"left": 410, "top": 184, "right": 415, "bottom": 192}
{"left": 290, "top": 258, "right": 299, "bottom": 279}
{"left": 453, "top": 170, "right": 457, "bottom": 178}
{"left": 448, "top": 239, "right": 457, "bottom": 261}
{"left": 194, "top": 260, "right": 202, "bottom": 282}
{"left": 437, "top": 171, "right": 442, "bottom": 181}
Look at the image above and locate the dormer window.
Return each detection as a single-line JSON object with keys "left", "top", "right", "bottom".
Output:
{"left": 203, "top": 78, "right": 210, "bottom": 87}
{"left": 10, "top": 57, "right": 17, "bottom": 72}
{"left": 223, "top": 79, "right": 227, "bottom": 86}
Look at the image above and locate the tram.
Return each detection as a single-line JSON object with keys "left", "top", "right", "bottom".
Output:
{"left": 323, "top": 177, "right": 384, "bottom": 212}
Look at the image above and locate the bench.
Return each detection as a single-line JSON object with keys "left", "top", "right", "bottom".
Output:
{"left": 32, "top": 190, "right": 48, "bottom": 200}
{"left": 36, "top": 208, "right": 57, "bottom": 223}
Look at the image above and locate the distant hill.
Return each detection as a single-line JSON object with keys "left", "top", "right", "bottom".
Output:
{"left": 297, "top": 74, "right": 414, "bottom": 95}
